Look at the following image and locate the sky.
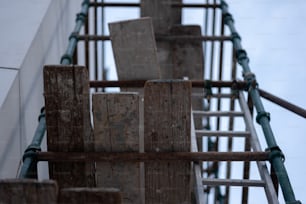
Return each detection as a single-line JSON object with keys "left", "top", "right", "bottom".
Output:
{"left": 100, "top": 0, "right": 306, "bottom": 203}
{"left": 225, "top": 1, "right": 306, "bottom": 203}
{"left": 188, "top": 1, "right": 306, "bottom": 203}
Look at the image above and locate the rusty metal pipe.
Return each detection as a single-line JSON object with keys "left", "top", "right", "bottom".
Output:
{"left": 259, "top": 88, "right": 306, "bottom": 118}
{"left": 76, "top": 34, "right": 232, "bottom": 42}
{"left": 36, "top": 151, "right": 269, "bottom": 162}
{"left": 89, "top": 80, "right": 247, "bottom": 88}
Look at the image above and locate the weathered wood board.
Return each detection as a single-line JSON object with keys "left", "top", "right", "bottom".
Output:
{"left": 141, "top": 0, "right": 182, "bottom": 35}
{"left": 59, "top": 187, "right": 122, "bottom": 204}
{"left": 171, "top": 25, "right": 204, "bottom": 80}
{"left": 144, "top": 80, "right": 191, "bottom": 204}
{"left": 141, "top": 0, "right": 182, "bottom": 79}
{"left": 109, "top": 17, "right": 160, "bottom": 81}
{"left": 171, "top": 25, "right": 204, "bottom": 131}
{"left": 0, "top": 179, "right": 58, "bottom": 204}
{"left": 44, "top": 65, "right": 94, "bottom": 188}
{"left": 92, "top": 93, "right": 141, "bottom": 204}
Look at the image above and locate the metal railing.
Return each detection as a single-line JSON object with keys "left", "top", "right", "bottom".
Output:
{"left": 220, "top": 1, "right": 301, "bottom": 203}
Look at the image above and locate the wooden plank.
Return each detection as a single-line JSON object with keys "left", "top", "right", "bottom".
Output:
{"left": 0, "top": 179, "right": 57, "bottom": 204}
{"left": 92, "top": 93, "right": 141, "bottom": 204}
{"left": 141, "top": 0, "right": 182, "bottom": 35}
{"left": 59, "top": 188, "right": 122, "bottom": 204}
{"left": 171, "top": 25, "right": 204, "bottom": 135}
{"left": 141, "top": 0, "right": 182, "bottom": 79}
{"left": 171, "top": 25, "right": 204, "bottom": 80}
{"left": 44, "top": 65, "right": 95, "bottom": 188}
{"left": 144, "top": 80, "right": 191, "bottom": 204}
{"left": 193, "top": 110, "right": 244, "bottom": 117}
{"left": 109, "top": 17, "right": 160, "bottom": 82}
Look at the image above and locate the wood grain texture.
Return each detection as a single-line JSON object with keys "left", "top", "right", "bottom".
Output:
{"left": 171, "top": 25, "right": 204, "bottom": 150}
{"left": 144, "top": 80, "right": 192, "bottom": 204}
{"left": 0, "top": 179, "right": 58, "bottom": 204}
{"left": 141, "top": 0, "right": 182, "bottom": 79}
{"left": 171, "top": 25, "right": 204, "bottom": 80}
{"left": 141, "top": 0, "right": 182, "bottom": 35}
{"left": 59, "top": 187, "right": 122, "bottom": 204}
{"left": 92, "top": 93, "right": 141, "bottom": 204}
{"left": 109, "top": 17, "right": 160, "bottom": 81}
{"left": 44, "top": 65, "right": 94, "bottom": 188}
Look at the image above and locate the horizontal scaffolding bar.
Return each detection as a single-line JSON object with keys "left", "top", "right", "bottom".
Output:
{"left": 89, "top": 80, "right": 247, "bottom": 88}
{"left": 34, "top": 152, "right": 268, "bottom": 162}
{"left": 202, "top": 178, "right": 265, "bottom": 187}
{"left": 89, "top": 2, "right": 139, "bottom": 7}
{"left": 193, "top": 111, "right": 244, "bottom": 117}
{"left": 157, "top": 35, "right": 232, "bottom": 42}
{"left": 76, "top": 34, "right": 232, "bottom": 42}
{"left": 192, "top": 93, "right": 235, "bottom": 98}
{"left": 171, "top": 3, "right": 221, "bottom": 8}
{"left": 196, "top": 130, "right": 250, "bottom": 137}
{"left": 88, "top": 2, "right": 221, "bottom": 9}
{"left": 259, "top": 88, "right": 306, "bottom": 118}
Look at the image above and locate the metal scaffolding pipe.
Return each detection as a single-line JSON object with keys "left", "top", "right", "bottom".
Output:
{"left": 76, "top": 34, "right": 232, "bottom": 42}
{"left": 259, "top": 88, "right": 306, "bottom": 118}
{"left": 18, "top": 109, "right": 46, "bottom": 178}
{"left": 35, "top": 151, "right": 269, "bottom": 162}
{"left": 61, "top": 0, "right": 90, "bottom": 65}
{"left": 221, "top": 1, "right": 301, "bottom": 203}
{"left": 89, "top": 80, "right": 247, "bottom": 88}
{"left": 88, "top": 2, "right": 221, "bottom": 9}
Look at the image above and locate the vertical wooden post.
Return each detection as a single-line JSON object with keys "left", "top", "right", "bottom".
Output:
{"left": 141, "top": 0, "right": 182, "bottom": 34}
{"left": 59, "top": 188, "right": 122, "bottom": 204}
{"left": 92, "top": 93, "right": 141, "bottom": 204}
{"left": 44, "top": 65, "right": 94, "bottom": 188}
{"left": 0, "top": 179, "right": 58, "bottom": 204}
{"left": 144, "top": 80, "right": 191, "bottom": 204}
{"left": 141, "top": 0, "right": 182, "bottom": 79}
{"left": 171, "top": 25, "right": 205, "bottom": 156}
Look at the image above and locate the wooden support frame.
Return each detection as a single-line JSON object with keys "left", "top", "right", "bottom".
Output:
{"left": 144, "top": 80, "right": 191, "bottom": 204}
{"left": 108, "top": 17, "right": 160, "bottom": 82}
{"left": 0, "top": 179, "right": 58, "bottom": 204}
{"left": 36, "top": 151, "right": 269, "bottom": 162}
{"left": 59, "top": 187, "right": 122, "bottom": 204}
{"left": 92, "top": 93, "right": 141, "bottom": 204}
{"left": 44, "top": 65, "right": 94, "bottom": 188}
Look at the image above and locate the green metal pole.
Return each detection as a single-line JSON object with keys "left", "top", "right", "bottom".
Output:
{"left": 19, "top": 109, "right": 45, "bottom": 178}
{"left": 19, "top": 0, "right": 90, "bottom": 178}
{"left": 61, "top": 0, "right": 90, "bottom": 65}
{"left": 220, "top": 1, "right": 301, "bottom": 204}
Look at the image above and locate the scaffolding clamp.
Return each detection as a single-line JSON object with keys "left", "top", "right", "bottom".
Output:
{"left": 243, "top": 71, "right": 257, "bottom": 92}
{"left": 69, "top": 31, "right": 79, "bottom": 41}
{"left": 60, "top": 54, "right": 73, "bottom": 64}
{"left": 230, "top": 80, "right": 239, "bottom": 99}
{"left": 266, "top": 146, "right": 285, "bottom": 163}
{"left": 204, "top": 80, "right": 212, "bottom": 99}
{"left": 38, "top": 107, "right": 45, "bottom": 122}
{"left": 256, "top": 111, "right": 271, "bottom": 124}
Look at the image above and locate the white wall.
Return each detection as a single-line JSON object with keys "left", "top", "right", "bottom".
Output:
{"left": 0, "top": 0, "right": 82, "bottom": 178}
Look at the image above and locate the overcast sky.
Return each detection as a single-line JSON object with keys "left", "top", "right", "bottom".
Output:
{"left": 227, "top": 1, "right": 306, "bottom": 203}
